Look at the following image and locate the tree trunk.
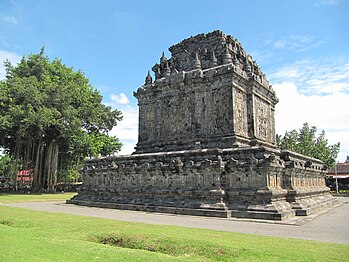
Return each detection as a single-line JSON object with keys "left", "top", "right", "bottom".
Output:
{"left": 45, "top": 141, "right": 59, "bottom": 193}
{"left": 32, "top": 140, "right": 42, "bottom": 192}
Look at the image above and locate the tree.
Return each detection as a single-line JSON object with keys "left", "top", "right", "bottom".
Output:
{"left": 0, "top": 154, "right": 17, "bottom": 180}
{"left": 276, "top": 123, "right": 340, "bottom": 167}
{"left": 0, "top": 49, "right": 122, "bottom": 192}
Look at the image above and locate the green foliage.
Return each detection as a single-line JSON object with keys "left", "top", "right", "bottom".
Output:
{"left": 0, "top": 49, "right": 122, "bottom": 191}
{"left": 0, "top": 154, "right": 17, "bottom": 179}
{"left": 0, "top": 205, "right": 348, "bottom": 261}
{"left": 277, "top": 123, "right": 340, "bottom": 167}
{"left": 58, "top": 168, "right": 81, "bottom": 183}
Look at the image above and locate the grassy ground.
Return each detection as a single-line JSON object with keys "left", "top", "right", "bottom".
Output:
{"left": 0, "top": 194, "right": 348, "bottom": 261}
{"left": 0, "top": 192, "right": 76, "bottom": 204}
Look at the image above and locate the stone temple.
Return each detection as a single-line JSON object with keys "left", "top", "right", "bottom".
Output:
{"left": 68, "top": 30, "right": 335, "bottom": 220}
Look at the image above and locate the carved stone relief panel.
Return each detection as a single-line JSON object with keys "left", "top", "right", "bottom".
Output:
{"left": 254, "top": 97, "right": 272, "bottom": 142}
{"left": 233, "top": 88, "right": 248, "bottom": 137}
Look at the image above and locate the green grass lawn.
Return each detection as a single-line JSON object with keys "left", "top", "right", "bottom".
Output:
{"left": 0, "top": 195, "right": 348, "bottom": 261}
{"left": 0, "top": 192, "right": 76, "bottom": 204}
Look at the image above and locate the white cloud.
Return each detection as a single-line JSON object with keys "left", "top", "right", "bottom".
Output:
{"left": 274, "top": 82, "right": 349, "bottom": 162}
{"left": 267, "top": 34, "right": 325, "bottom": 53}
{"left": 273, "top": 40, "right": 286, "bottom": 49}
{"left": 116, "top": 142, "right": 137, "bottom": 156}
{"left": 0, "top": 11, "right": 18, "bottom": 25}
{"left": 0, "top": 49, "right": 21, "bottom": 80}
{"left": 271, "top": 58, "right": 349, "bottom": 162}
{"left": 109, "top": 103, "right": 138, "bottom": 155}
{"left": 1, "top": 15, "right": 17, "bottom": 24}
{"left": 269, "top": 58, "right": 349, "bottom": 95}
{"left": 316, "top": 0, "right": 340, "bottom": 6}
{"left": 111, "top": 92, "right": 130, "bottom": 104}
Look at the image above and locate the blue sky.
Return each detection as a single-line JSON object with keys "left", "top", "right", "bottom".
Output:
{"left": 1, "top": 0, "right": 349, "bottom": 161}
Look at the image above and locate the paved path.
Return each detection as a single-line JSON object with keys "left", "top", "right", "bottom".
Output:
{"left": 4, "top": 197, "right": 349, "bottom": 244}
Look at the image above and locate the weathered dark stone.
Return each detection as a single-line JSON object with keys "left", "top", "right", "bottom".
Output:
{"left": 135, "top": 30, "right": 277, "bottom": 153}
{"left": 68, "top": 30, "right": 335, "bottom": 220}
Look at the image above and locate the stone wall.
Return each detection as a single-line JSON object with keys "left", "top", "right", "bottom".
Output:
{"left": 69, "top": 147, "right": 333, "bottom": 220}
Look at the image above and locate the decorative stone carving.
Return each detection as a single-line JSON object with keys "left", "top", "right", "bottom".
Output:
{"left": 144, "top": 71, "right": 152, "bottom": 85}
{"left": 135, "top": 31, "right": 278, "bottom": 153}
{"left": 222, "top": 46, "right": 232, "bottom": 65}
{"left": 210, "top": 50, "right": 218, "bottom": 67}
{"left": 68, "top": 31, "right": 335, "bottom": 221}
{"left": 192, "top": 53, "right": 201, "bottom": 70}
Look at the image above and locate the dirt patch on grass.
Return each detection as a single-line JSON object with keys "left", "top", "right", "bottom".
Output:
{"left": 90, "top": 233, "right": 240, "bottom": 260}
{"left": 1, "top": 219, "right": 15, "bottom": 227}
{"left": 92, "top": 234, "right": 171, "bottom": 255}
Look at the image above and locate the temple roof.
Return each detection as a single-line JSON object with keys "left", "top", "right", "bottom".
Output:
{"left": 328, "top": 161, "right": 349, "bottom": 175}
{"left": 150, "top": 30, "right": 269, "bottom": 88}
